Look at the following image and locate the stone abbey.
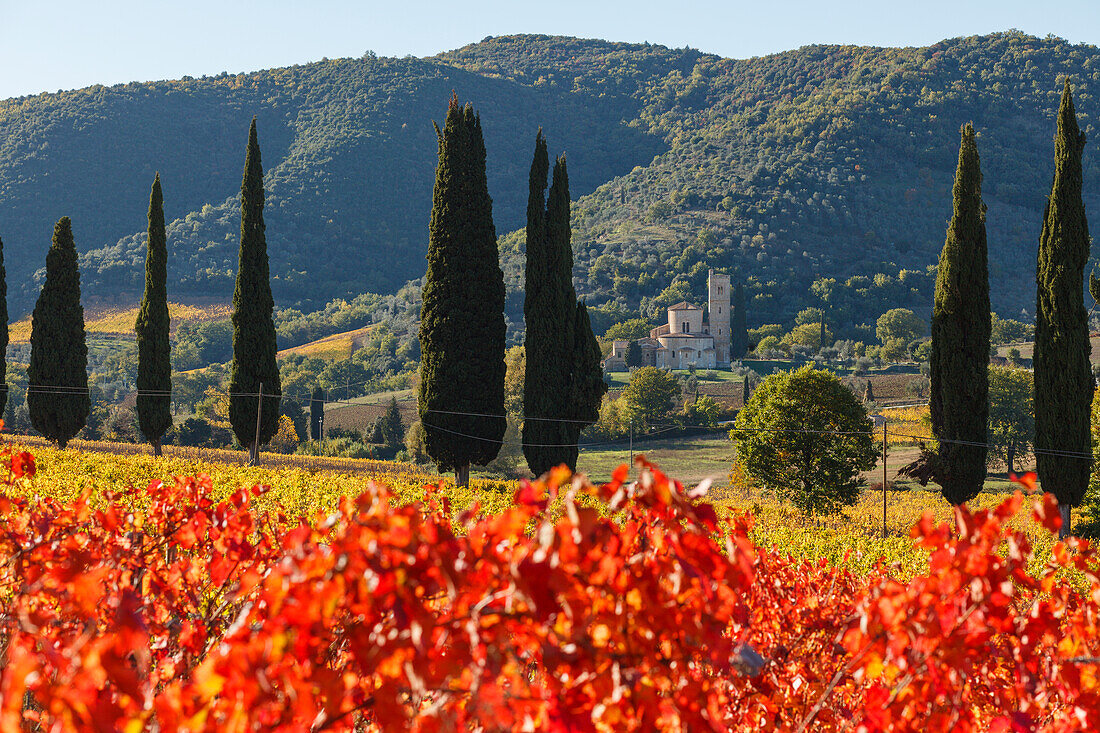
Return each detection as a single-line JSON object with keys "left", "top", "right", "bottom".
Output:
{"left": 606, "top": 269, "right": 731, "bottom": 371}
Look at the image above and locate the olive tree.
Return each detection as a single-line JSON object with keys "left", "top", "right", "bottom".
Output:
{"left": 987, "top": 365, "right": 1033, "bottom": 473}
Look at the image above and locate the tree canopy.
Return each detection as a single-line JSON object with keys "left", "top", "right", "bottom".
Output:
{"left": 731, "top": 365, "right": 877, "bottom": 516}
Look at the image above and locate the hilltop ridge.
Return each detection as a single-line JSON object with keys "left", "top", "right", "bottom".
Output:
{"left": 1, "top": 31, "right": 1097, "bottom": 335}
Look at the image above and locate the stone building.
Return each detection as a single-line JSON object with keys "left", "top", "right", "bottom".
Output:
{"left": 606, "top": 269, "right": 731, "bottom": 371}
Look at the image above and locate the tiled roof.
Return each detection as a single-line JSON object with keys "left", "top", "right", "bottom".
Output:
{"left": 667, "top": 301, "right": 702, "bottom": 311}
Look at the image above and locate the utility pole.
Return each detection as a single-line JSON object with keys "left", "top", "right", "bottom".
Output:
{"left": 629, "top": 420, "right": 634, "bottom": 475}
{"left": 251, "top": 382, "right": 263, "bottom": 466}
{"left": 882, "top": 421, "right": 888, "bottom": 539}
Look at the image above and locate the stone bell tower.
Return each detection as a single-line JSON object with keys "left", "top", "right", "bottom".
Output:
{"left": 707, "top": 268, "right": 731, "bottom": 366}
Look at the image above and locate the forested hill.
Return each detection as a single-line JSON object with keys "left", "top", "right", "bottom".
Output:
{"left": 1, "top": 32, "right": 1098, "bottom": 334}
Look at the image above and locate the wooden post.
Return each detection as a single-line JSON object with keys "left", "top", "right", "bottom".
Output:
{"left": 629, "top": 420, "right": 634, "bottom": 474}
{"left": 251, "top": 382, "right": 263, "bottom": 466}
{"left": 882, "top": 421, "right": 888, "bottom": 539}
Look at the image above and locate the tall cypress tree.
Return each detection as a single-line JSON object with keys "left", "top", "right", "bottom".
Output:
{"left": 0, "top": 234, "right": 7, "bottom": 421}
{"left": 523, "top": 138, "right": 577, "bottom": 475}
{"left": 228, "top": 118, "right": 281, "bottom": 464}
{"left": 28, "top": 217, "right": 88, "bottom": 448}
{"left": 1035, "top": 79, "right": 1093, "bottom": 536}
{"left": 135, "top": 173, "right": 173, "bottom": 456}
{"left": 418, "top": 95, "right": 506, "bottom": 487}
{"left": 929, "top": 123, "right": 991, "bottom": 506}
{"left": 522, "top": 140, "right": 604, "bottom": 475}
{"left": 730, "top": 282, "right": 749, "bottom": 360}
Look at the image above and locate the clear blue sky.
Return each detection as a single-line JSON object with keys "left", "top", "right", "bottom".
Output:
{"left": 2, "top": 0, "right": 1098, "bottom": 100}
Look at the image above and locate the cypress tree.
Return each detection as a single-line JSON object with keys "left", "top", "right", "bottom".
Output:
{"left": 863, "top": 379, "right": 874, "bottom": 404}
{"left": 730, "top": 282, "right": 749, "bottom": 360}
{"left": 928, "top": 123, "right": 991, "bottom": 506}
{"left": 418, "top": 95, "right": 506, "bottom": 487}
{"left": 1035, "top": 79, "right": 1093, "bottom": 536}
{"left": 382, "top": 396, "right": 404, "bottom": 447}
{"left": 28, "top": 217, "right": 88, "bottom": 448}
{"left": 135, "top": 173, "right": 173, "bottom": 456}
{"left": 228, "top": 118, "right": 281, "bottom": 464}
{"left": 0, "top": 235, "right": 7, "bottom": 420}
{"left": 626, "top": 340, "right": 642, "bottom": 368}
{"left": 310, "top": 387, "right": 325, "bottom": 441}
{"left": 523, "top": 140, "right": 578, "bottom": 475}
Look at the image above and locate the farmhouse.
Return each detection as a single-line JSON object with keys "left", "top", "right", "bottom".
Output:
{"left": 606, "top": 269, "right": 731, "bottom": 371}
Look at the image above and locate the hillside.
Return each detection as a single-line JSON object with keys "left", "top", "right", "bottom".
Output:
{"left": 6, "top": 301, "right": 231, "bottom": 342}
{"left": 276, "top": 324, "right": 375, "bottom": 359}
{"left": 2, "top": 32, "right": 1099, "bottom": 336}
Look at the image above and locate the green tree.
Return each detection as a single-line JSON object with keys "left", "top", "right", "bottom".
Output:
{"left": 876, "top": 308, "right": 925, "bottom": 345}
{"left": 987, "top": 365, "right": 1034, "bottom": 473}
{"left": 28, "top": 217, "right": 89, "bottom": 448}
{"left": 523, "top": 132, "right": 572, "bottom": 475}
{"left": 928, "top": 123, "right": 991, "bottom": 505}
{"left": 782, "top": 322, "right": 834, "bottom": 349}
{"left": 604, "top": 318, "right": 652, "bottom": 341}
{"left": 990, "top": 313, "right": 1033, "bottom": 345}
{"left": 381, "top": 396, "right": 404, "bottom": 448}
{"left": 228, "top": 118, "right": 282, "bottom": 464}
{"left": 684, "top": 394, "right": 721, "bottom": 427}
{"left": 503, "top": 345, "right": 525, "bottom": 418}
{"left": 625, "top": 340, "right": 642, "bottom": 367}
{"left": 0, "top": 234, "right": 7, "bottom": 420}
{"left": 730, "top": 282, "right": 749, "bottom": 360}
{"left": 135, "top": 173, "right": 173, "bottom": 455}
{"left": 795, "top": 307, "right": 825, "bottom": 326}
{"left": 1035, "top": 80, "right": 1094, "bottom": 536}
{"left": 621, "top": 367, "right": 680, "bottom": 427}
{"left": 522, "top": 137, "right": 604, "bottom": 475}
{"left": 730, "top": 365, "right": 877, "bottom": 516}
{"left": 281, "top": 399, "right": 307, "bottom": 445}
{"left": 418, "top": 95, "right": 506, "bottom": 487}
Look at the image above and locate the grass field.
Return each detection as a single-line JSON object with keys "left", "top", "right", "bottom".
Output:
{"left": 995, "top": 334, "right": 1100, "bottom": 364}
{"left": 8, "top": 301, "right": 232, "bottom": 342}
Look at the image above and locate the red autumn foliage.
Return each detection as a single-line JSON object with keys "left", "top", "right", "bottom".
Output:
{"left": 0, "top": 440, "right": 1098, "bottom": 731}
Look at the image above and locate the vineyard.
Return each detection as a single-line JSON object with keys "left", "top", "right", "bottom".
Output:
{"left": 0, "top": 438, "right": 1071, "bottom": 579}
{"left": 2, "top": 434, "right": 1099, "bottom": 730}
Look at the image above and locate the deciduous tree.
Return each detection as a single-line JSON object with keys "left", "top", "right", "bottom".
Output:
{"left": 622, "top": 366, "right": 680, "bottom": 427}
{"left": 987, "top": 365, "right": 1033, "bottom": 473}
{"left": 731, "top": 365, "right": 877, "bottom": 515}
